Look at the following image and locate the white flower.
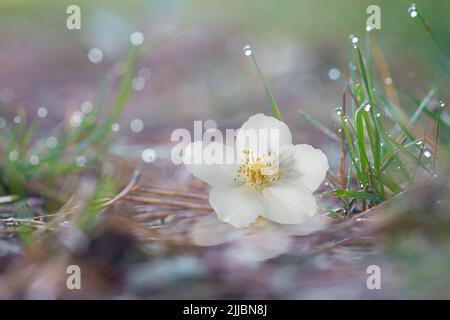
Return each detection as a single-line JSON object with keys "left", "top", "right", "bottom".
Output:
{"left": 182, "top": 113, "right": 329, "bottom": 228}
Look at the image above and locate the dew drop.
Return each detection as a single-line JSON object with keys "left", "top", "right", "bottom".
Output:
{"left": 384, "top": 77, "right": 393, "bottom": 85}
{"left": 366, "top": 26, "right": 372, "bottom": 32}
{"left": 439, "top": 101, "right": 445, "bottom": 108}
{"left": 423, "top": 149, "right": 432, "bottom": 158}
{"left": 142, "top": 148, "right": 156, "bottom": 163}
{"left": 350, "top": 34, "right": 359, "bottom": 44}
{"left": 36, "top": 107, "right": 47, "bottom": 118}
{"left": 243, "top": 45, "right": 252, "bottom": 56}
{"left": 9, "top": 150, "right": 19, "bottom": 161}
{"left": 376, "top": 112, "right": 381, "bottom": 118}
{"left": 408, "top": 4, "right": 418, "bottom": 18}
{"left": 130, "top": 118, "right": 144, "bottom": 133}
{"left": 364, "top": 104, "right": 371, "bottom": 112}
{"left": 335, "top": 107, "right": 343, "bottom": 116}
{"left": 88, "top": 48, "right": 103, "bottom": 64}
{"left": 130, "top": 32, "right": 144, "bottom": 46}
{"left": 75, "top": 156, "right": 87, "bottom": 167}
{"left": 416, "top": 140, "right": 422, "bottom": 146}
{"left": 46, "top": 136, "right": 58, "bottom": 148}
{"left": 111, "top": 123, "right": 120, "bottom": 132}
{"left": 328, "top": 68, "right": 341, "bottom": 80}
{"left": 70, "top": 111, "right": 84, "bottom": 127}
{"left": 14, "top": 116, "right": 21, "bottom": 124}
{"left": 30, "top": 155, "right": 40, "bottom": 165}
{"left": 80, "top": 101, "right": 93, "bottom": 114}
{"left": 132, "top": 77, "right": 146, "bottom": 91}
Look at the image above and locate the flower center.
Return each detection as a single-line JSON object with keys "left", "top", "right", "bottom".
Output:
{"left": 234, "top": 150, "right": 282, "bottom": 191}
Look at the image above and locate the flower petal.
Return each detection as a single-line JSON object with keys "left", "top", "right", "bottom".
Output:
{"left": 209, "top": 185, "right": 264, "bottom": 228}
{"left": 261, "top": 179, "right": 318, "bottom": 224}
{"left": 279, "top": 144, "right": 329, "bottom": 192}
{"left": 182, "top": 141, "right": 237, "bottom": 188}
{"left": 235, "top": 113, "right": 292, "bottom": 157}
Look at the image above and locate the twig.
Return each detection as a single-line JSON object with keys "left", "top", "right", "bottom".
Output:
{"left": 135, "top": 186, "right": 208, "bottom": 201}
{"left": 100, "top": 169, "right": 141, "bottom": 208}
{"left": 123, "top": 195, "right": 214, "bottom": 212}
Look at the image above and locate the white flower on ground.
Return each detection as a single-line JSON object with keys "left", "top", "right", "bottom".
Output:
{"left": 183, "top": 113, "right": 329, "bottom": 228}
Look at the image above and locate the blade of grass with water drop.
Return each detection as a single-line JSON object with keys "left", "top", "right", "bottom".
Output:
{"left": 355, "top": 46, "right": 383, "bottom": 193}
{"left": 249, "top": 51, "right": 283, "bottom": 121}
{"left": 339, "top": 113, "right": 365, "bottom": 185}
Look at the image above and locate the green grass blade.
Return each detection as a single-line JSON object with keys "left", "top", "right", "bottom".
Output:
{"left": 248, "top": 49, "right": 283, "bottom": 121}
{"left": 298, "top": 109, "right": 340, "bottom": 142}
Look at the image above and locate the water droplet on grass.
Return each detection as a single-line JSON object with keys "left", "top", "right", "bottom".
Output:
{"left": 423, "top": 149, "right": 432, "bottom": 158}
{"left": 70, "top": 111, "right": 84, "bottom": 127}
{"left": 364, "top": 104, "right": 371, "bottom": 112}
{"left": 335, "top": 107, "right": 343, "bottom": 116}
{"left": 75, "top": 156, "right": 87, "bottom": 167}
{"left": 408, "top": 4, "right": 418, "bottom": 18}
{"left": 30, "top": 155, "right": 40, "bottom": 165}
{"left": 14, "top": 116, "right": 21, "bottom": 124}
{"left": 130, "top": 32, "right": 144, "bottom": 46}
{"left": 46, "top": 136, "right": 58, "bottom": 148}
{"left": 80, "top": 101, "right": 93, "bottom": 114}
{"left": 243, "top": 45, "right": 252, "bottom": 56}
{"left": 132, "top": 77, "right": 146, "bottom": 91}
{"left": 384, "top": 77, "right": 392, "bottom": 85}
{"left": 350, "top": 34, "right": 359, "bottom": 44}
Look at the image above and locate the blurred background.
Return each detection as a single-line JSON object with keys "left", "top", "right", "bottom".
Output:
{"left": 0, "top": 0, "right": 449, "bottom": 299}
{"left": 1, "top": 0, "right": 449, "bottom": 149}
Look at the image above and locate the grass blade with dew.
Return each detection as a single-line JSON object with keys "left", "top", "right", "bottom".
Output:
{"left": 243, "top": 45, "right": 283, "bottom": 121}
{"left": 336, "top": 107, "right": 366, "bottom": 186}
{"left": 355, "top": 45, "right": 384, "bottom": 193}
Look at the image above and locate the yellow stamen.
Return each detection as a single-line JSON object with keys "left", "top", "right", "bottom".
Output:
{"left": 235, "top": 149, "right": 282, "bottom": 191}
